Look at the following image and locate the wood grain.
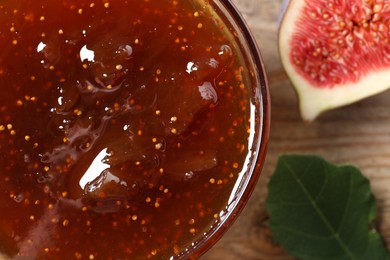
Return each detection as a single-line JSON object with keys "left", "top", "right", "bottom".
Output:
{"left": 202, "top": 0, "right": 390, "bottom": 259}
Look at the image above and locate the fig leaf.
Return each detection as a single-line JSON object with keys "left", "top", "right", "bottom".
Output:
{"left": 266, "top": 155, "right": 389, "bottom": 260}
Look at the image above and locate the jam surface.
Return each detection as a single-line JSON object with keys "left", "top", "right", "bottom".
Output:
{"left": 0, "top": 0, "right": 256, "bottom": 259}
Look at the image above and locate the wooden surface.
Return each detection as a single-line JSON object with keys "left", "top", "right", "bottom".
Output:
{"left": 202, "top": 0, "right": 390, "bottom": 259}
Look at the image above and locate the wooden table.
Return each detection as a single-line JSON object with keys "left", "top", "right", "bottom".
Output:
{"left": 202, "top": 0, "right": 390, "bottom": 259}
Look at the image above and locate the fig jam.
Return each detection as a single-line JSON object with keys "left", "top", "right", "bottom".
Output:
{"left": 0, "top": 0, "right": 260, "bottom": 259}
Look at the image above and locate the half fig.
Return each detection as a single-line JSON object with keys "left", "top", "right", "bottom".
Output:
{"left": 279, "top": 0, "right": 390, "bottom": 121}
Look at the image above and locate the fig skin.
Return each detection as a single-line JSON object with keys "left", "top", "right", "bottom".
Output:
{"left": 279, "top": 0, "right": 390, "bottom": 122}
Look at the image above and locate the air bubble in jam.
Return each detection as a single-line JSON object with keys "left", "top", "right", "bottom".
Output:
{"left": 198, "top": 82, "right": 218, "bottom": 103}
{"left": 0, "top": 0, "right": 258, "bottom": 259}
{"left": 184, "top": 171, "right": 195, "bottom": 181}
{"left": 13, "top": 194, "right": 24, "bottom": 204}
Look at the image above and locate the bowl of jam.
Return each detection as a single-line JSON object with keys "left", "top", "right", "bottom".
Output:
{"left": 0, "top": 0, "right": 269, "bottom": 259}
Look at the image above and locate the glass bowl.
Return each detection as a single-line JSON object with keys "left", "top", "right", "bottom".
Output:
{"left": 0, "top": 0, "right": 269, "bottom": 259}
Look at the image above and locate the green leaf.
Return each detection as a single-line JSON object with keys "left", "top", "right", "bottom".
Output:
{"left": 265, "top": 155, "right": 389, "bottom": 260}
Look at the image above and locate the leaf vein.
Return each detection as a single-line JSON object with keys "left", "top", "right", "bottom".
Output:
{"left": 282, "top": 159, "right": 356, "bottom": 260}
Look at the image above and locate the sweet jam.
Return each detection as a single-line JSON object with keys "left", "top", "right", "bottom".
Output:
{"left": 0, "top": 0, "right": 258, "bottom": 259}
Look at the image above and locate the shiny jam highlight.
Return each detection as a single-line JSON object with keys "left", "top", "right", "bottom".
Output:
{"left": 0, "top": 0, "right": 255, "bottom": 259}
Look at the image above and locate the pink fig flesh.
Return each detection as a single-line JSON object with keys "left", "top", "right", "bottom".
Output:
{"left": 279, "top": 0, "right": 390, "bottom": 121}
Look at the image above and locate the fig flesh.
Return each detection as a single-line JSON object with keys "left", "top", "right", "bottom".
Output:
{"left": 279, "top": 0, "right": 390, "bottom": 121}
